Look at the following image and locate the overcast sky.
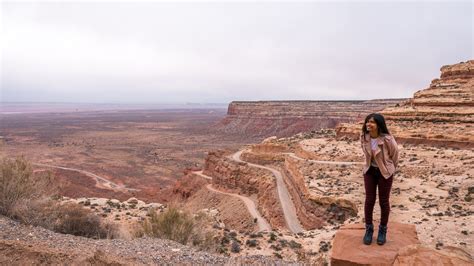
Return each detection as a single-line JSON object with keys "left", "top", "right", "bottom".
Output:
{"left": 0, "top": 1, "right": 472, "bottom": 104}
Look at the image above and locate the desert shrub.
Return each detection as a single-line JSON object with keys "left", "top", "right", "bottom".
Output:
{"left": 273, "top": 252, "right": 283, "bottom": 259}
{"left": 269, "top": 231, "right": 277, "bottom": 242}
{"left": 231, "top": 241, "right": 241, "bottom": 253}
{"left": 101, "top": 220, "right": 124, "bottom": 239}
{"left": 246, "top": 239, "right": 258, "bottom": 247}
{"left": 142, "top": 207, "right": 195, "bottom": 244}
{"left": 289, "top": 240, "right": 302, "bottom": 249}
{"left": 0, "top": 157, "right": 117, "bottom": 239}
{"left": 53, "top": 202, "right": 109, "bottom": 238}
{"left": 14, "top": 200, "right": 115, "bottom": 239}
{"left": 10, "top": 197, "right": 57, "bottom": 226}
{"left": 0, "top": 156, "right": 54, "bottom": 216}
{"left": 141, "top": 207, "right": 220, "bottom": 251}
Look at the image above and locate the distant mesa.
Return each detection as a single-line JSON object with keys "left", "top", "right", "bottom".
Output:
{"left": 216, "top": 99, "right": 405, "bottom": 138}
{"left": 337, "top": 60, "right": 474, "bottom": 148}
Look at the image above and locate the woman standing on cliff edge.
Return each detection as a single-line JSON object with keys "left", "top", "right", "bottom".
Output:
{"left": 360, "top": 113, "right": 399, "bottom": 245}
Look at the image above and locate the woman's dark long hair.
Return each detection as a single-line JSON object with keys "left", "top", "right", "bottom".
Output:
{"left": 362, "top": 113, "right": 390, "bottom": 135}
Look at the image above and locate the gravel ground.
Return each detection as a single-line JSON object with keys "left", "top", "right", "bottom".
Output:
{"left": 0, "top": 215, "right": 296, "bottom": 265}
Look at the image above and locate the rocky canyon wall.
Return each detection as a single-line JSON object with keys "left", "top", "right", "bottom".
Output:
{"left": 337, "top": 60, "right": 474, "bottom": 148}
{"left": 203, "top": 151, "right": 287, "bottom": 229}
{"left": 217, "top": 100, "right": 404, "bottom": 138}
{"left": 282, "top": 157, "right": 358, "bottom": 230}
{"left": 225, "top": 141, "right": 358, "bottom": 231}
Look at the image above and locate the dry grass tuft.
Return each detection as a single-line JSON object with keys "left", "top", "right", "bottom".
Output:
{"left": 142, "top": 207, "right": 195, "bottom": 244}
{"left": 140, "top": 207, "right": 220, "bottom": 251}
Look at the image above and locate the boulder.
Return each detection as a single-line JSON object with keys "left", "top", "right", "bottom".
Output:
{"left": 126, "top": 197, "right": 139, "bottom": 205}
{"left": 331, "top": 222, "right": 420, "bottom": 265}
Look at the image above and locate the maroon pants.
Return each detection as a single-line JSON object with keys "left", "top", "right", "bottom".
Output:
{"left": 364, "top": 166, "right": 393, "bottom": 226}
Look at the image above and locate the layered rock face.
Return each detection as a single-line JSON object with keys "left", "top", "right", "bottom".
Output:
{"left": 217, "top": 100, "right": 404, "bottom": 138}
{"left": 337, "top": 60, "right": 474, "bottom": 148}
{"left": 282, "top": 157, "right": 357, "bottom": 230}
{"left": 203, "top": 151, "right": 287, "bottom": 229}
{"left": 230, "top": 139, "right": 358, "bottom": 231}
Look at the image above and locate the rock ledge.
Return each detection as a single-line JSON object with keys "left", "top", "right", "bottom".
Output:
{"left": 331, "top": 222, "right": 419, "bottom": 266}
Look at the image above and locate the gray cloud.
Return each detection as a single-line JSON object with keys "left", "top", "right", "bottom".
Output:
{"left": 1, "top": 1, "right": 472, "bottom": 103}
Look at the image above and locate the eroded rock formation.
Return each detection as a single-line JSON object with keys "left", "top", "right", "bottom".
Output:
{"left": 203, "top": 150, "right": 287, "bottom": 229}
{"left": 282, "top": 157, "right": 357, "bottom": 230}
{"left": 240, "top": 143, "right": 289, "bottom": 165}
{"left": 202, "top": 139, "right": 359, "bottom": 232}
{"left": 217, "top": 100, "right": 404, "bottom": 138}
{"left": 337, "top": 60, "right": 474, "bottom": 148}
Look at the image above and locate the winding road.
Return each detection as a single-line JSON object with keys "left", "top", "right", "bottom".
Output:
{"left": 193, "top": 170, "right": 212, "bottom": 180}
{"left": 193, "top": 171, "right": 271, "bottom": 232}
{"left": 230, "top": 150, "right": 304, "bottom": 234}
{"left": 33, "top": 162, "right": 140, "bottom": 192}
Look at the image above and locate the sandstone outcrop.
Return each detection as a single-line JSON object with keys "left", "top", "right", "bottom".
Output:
{"left": 217, "top": 100, "right": 404, "bottom": 138}
{"left": 183, "top": 188, "right": 258, "bottom": 232}
{"left": 337, "top": 60, "right": 474, "bottom": 148}
{"left": 214, "top": 139, "right": 359, "bottom": 231}
{"left": 330, "top": 222, "right": 420, "bottom": 265}
{"left": 203, "top": 150, "right": 287, "bottom": 229}
{"left": 240, "top": 143, "right": 289, "bottom": 165}
{"left": 282, "top": 157, "right": 357, "bottom": 230}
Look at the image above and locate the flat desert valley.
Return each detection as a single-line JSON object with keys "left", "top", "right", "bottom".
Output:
{"left": 0, "top": 107, "right": 252, "bottom": 203}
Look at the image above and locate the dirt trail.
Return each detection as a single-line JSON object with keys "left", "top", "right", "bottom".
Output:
{"left": 230, "top": 150, "right": 304, "bottom": 234}
{"left": 193, "top": 170, "right": 212, "bottom": 180}
{"left": 33, "top": 163, "right": 139, "bottom": 192}
{"left": 192, "top": 171, "right": 271, "bottom": 232}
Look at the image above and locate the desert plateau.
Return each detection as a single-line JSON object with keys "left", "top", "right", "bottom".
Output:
{"left": 0, "top": 60, "right": 472, "bottom": 265}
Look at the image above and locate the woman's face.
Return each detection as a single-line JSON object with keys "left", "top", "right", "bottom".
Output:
{"left": 366, "top": 117, "right": 378, "bottom": 133}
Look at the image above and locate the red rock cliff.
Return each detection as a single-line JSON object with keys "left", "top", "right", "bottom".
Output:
{"left": 217, "top": 100, "right": 404, "bottom": 138}
{"left": 203, "top": 150, "right": 287, "bottom": 229}
{"left": 281, "top": 157, "right": 357, "bottom": 230}
{"left": 337, "top": 60, "right": 474, "bottom": 148}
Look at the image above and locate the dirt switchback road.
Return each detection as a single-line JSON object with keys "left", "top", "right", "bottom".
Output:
{"left": 193, "top": 171, "right": 271, "bottom": 232}
{"left": 33, "top": 163, "right": 139, "bottom": 192}
{"left": 230, "top": 150, "right": 304, "bottom": 234}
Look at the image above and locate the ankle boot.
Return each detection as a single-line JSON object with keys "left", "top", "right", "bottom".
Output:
{"left": 377, "top": 225, "right": 387, "bottom": 245}
{"left": 363, "top": 224, "right": 374, "bottom": 245}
